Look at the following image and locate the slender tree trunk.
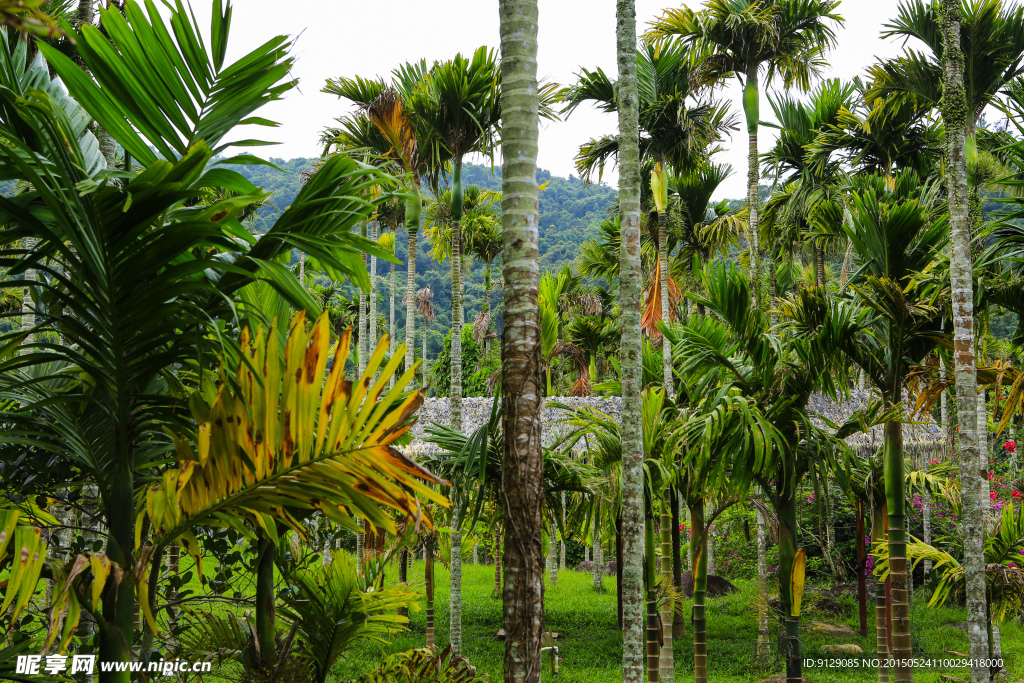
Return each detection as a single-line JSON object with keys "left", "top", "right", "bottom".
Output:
{"left": 617, "top": 513, "right": 624, "bottom": 629}
{"left": 495, "top": 525, "right": 503, "bottom": 594}
{"left": 777, "top": 490, "right": 803, "bottom": 683}
{"left": 498, "top": 2, "right": 545, "bottom": 678}
{"left": 390, "top": 261, "right": 396, "bottom": 390}
{"left": 426, "top": 544, "right": 435, "bottom": 649}
{"left": 358, "top": 223, "right": 368, "bottom": 377}
{"left": 593, "top": 496, "right": 604, "bottom": 590}
{"left": 659, "top": 491, "right": 675, "bottom": 683}
{"left": 857, "top": 499, "right": 868, "bottom": 637}
{"left": 689, "top": 503, "right": 708, "bottom": 683}
{"left": 451, "top": 157, "right": 464, "bottom": 432}
{"left": 423, "top": 318, "right": 429, "bottom": 388}
{"left": 21, "top": 238, "right": 35, "bottom": 354}
{"left": 98, "top": 462, "right": 135, "bottom": 683}
{"left": 979, "top": 388, "right": 990, "bottom": 503}
{"left": 939, "top": 3, "right": 989, "bottom": 681}
{"left": 815, "top": 244, "right": 826, "bottom": 288}
{"left": 356, "top": 519, "right": 365, "bottom": 577}
{"left": 873, "top": 501, "right": 890, "bottom": 683}
{"left": 398, "top": 549, "right": 409, "bottom": 619}
{"left": 547, "top": 523, "right": 557, "bottom": 586}
{"left": 616, "top": 3, "right": 645, "bottom": 682}
{"left": 884, "top": 421, "right": 912, "bottom": 683}
{"left": 369, "top": 220, "right": 377, "bottom": 361}
{"left": 744, "top": 63, "right": 761, "bottom": 307}
{"left": 658, "top": 209, "right": 672, "bottom": 395}
{"left": 671, "top": 486, "right": 684, "bottom": 640}
{"left": 406, "top": 188, "right": 421, "bottom": 381}
{"left": 560, "top": 492, "right": 566, "bottom": 571}
{"left": 645, "top": 515, "right": 660, "bottom": 683}
{"left": 450, "top": 504, "right": 463, "bottom": 655}
{"left": 255, "top": 537, "right": 276, "bottom": 671}
{"left": 756, "top": 507, "right": 769, "bottom": 660}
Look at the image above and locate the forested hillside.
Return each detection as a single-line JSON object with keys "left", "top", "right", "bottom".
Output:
{"left": 235, "top": 159, "right": 617, "bottom": 357}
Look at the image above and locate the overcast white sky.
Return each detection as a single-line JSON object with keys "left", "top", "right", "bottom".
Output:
{"left": 204, "top": 0, "right": 916, "bottom": 199}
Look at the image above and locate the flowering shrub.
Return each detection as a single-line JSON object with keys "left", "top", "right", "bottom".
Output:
{"left": 1005, "top": 440, "right": 1016, "bottom": 454}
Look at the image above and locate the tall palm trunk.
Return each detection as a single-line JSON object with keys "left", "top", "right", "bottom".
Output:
{"left": 756, "top": 507, "right": 769, "bottom": 660}
{"left": 645, "top": 515, "right": 660, "bottom": 683}
{"left": 689, "top": 503, "right": 708, "bottom": 683}
{"left": 856, "top": 499, "right": 868, "bottom": 637}
{"left": 498, "top": 2, "right": 545, "bottom": 679}
{"left": 872, "top": 501, "right": 890, "bottom": 683}
{"left": 21, "top": 238, "right": 35, "bottom": 353}
{"left": 616, "top": 2, "right": 645, "bottom": 682}
{"left": 255, "top": 536, "right": 276, "bottom": 670}
{"left": 744, "top": 63, "right": 761, "bottom": 306}
{"left": 593, "top": 496, "right": 604, "bottom": 590}
{"left": 398, "top": 549, "right": 409, "bottom": 619}
{"left": 883, "top": 421, "right": 912, "bottom": 683}
{"left": 560, "top": 492, "right": 567, "bottom": 570}
{"left": 451, "top": 157, "right": 464, "bottom": 432}
{"left": 406, "top": 187, "right": 421, "bottom": 381}
{"left": 359, "top": 221, "right": 368, "bottom": 378}
{"left": 494, "top": 524, "right": 502, "bottom": 594}
{"left": 450, "top": 504, "right": 463, "bottom": 655}
{"left": 815, "top": 244, "right": 826, "bottom": 288}
{"left": 425, "top": 543, "right": 435, "bottom": 649}
{"left": 99, "top": 460, "right": 136, "bottom": 683}
{"left": 547, "top": 523, "right": 557, "bottom": 586}
{"left": 659, "top": 492, "right": 675, "bottom": 683}
{"left": 389, "top": 260, "right": 396, "bottom": 390}
{"left": 938, "top": 3, "right": 989, "bottom": 681}
{"left": 369, "top": 220, "right": 377, "bottom": 362}
{"left": 671, "top": 486, "right": 684, "bottom": 639}
{"left": 777, "top": 490, "right": 803, "bottom": 683}
{"left": 423, "top": 317, "right": 429, "bottom": 386}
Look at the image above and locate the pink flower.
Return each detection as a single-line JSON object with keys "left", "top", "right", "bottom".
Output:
{"left": 1005, "top": 440, "right": 1017, "bottom": 454}
{"left": 930, "top": 458, "right": 940, "bottom": 464}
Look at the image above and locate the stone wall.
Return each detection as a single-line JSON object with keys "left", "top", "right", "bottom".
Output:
{"left": 404, "top": 391, "right": 942, "bottom": 455}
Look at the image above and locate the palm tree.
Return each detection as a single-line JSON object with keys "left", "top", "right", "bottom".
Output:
{"left": 614, "top": 2, "right": 644, "bottom": 682}
{"left": 646, "top": 0, "right": 844, "bottom": 306}
{"left": 497, "top": 0, "right": 545, "bottom": 679}
{"left": 323, "top": 71, "right": 446, "bottom": 387}
{"left": 415, "top": 287, "right": 435, "bottom": 388}
{"left": 799, "top": 174, "right": 949, "bottom": 683}
{"left": 561, "top": 40, "right": 736, "bottom": 395}
{"left": 673, "top": 263, "right": 856, "bottom": 683}
{"left": 414, "top": 48, "right": 501, "bottom": 435}
{"left": 0, "top": 5, "right": 395, "bottom": 678}
{"left": 938, "top": 2, "right": 991, "bottom": 678}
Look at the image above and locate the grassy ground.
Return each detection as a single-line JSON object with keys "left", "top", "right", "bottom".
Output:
{"left": 329, "top": 558, "right": 1024, "bottom": 683}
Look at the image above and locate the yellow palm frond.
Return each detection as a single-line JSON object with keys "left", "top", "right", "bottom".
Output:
{"left": 143, "top": 312, "right": 448, "bottom": 555}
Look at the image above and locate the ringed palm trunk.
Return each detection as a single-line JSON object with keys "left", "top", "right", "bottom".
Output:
{"left": 659, "top": 491, "right": 675, "bottom": 683}
{"left": 671, "top": 486, "right": 684, "bottom": 640}
{"left": 369, "top": 220, "right": 377, "bottom": 365}
{"left": 938, "top": 5, "right": 990, "bottom": 679}
{"left": 494, "top": 524, "right": 502, "bottom": 595}
{"left": 744, "top": 63, "right": 761, "bottom": 306}
{"left": 390, "top": 259, "right": 396, "bottom": 390}
{"left": 872, "top": 500, "right": 890, "bottom": 683}
{"left": 450, "top": 504, "right": 463, "bottom": 655}
{"left": 358, "top": 221, "right": 368, "bottom": 377}
{"left": 857, "top": 499, "right": 868, "bottom": 637}
{"left": 21, "top": 238, "right": 35, "bottom": 353}
{"left": 756, "top": 506, "right": 769, "bottom": 660}
{"left": 593, "top": 496, "right": 604, "bottom": 590}
{"left": 498, "top": 2, "right": 545, "bottom": 679}
{"left": 645, "top": 515, "right": 660, "bottom": 683}
{"left": 659, "top": 209, "right": 672, "bottom": 396}
{"left": 547, "top": 523, "right": 557, "bottom": 586}
{"left": 884, "top": 421, "right": 912, "bottom": 683}
{"left": 406, "top": 186, "right": 421, "bottom": 381}
{"left": 451, "top": 157, "right": 464, "bottom": 432}
{"left": 689, "top": 503, "right": 708, "bottom": 683}
{"left": 426, "top": 542, "right": 435, "bottom": 649}
{"left": 616, "top": 2, "right": 645, "bottom": 682}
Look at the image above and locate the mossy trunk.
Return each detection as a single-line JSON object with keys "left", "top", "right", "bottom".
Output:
{"left": 938, "top": 3, "right": 989, "bottom": 678}
{"left": 450, "top": 507, "right": 463, "bottom": 655}
{"left": 497, "top": 1, "right": 545, "bottom": 678}
{"left": 616, "top": 2, "right": 645, "bottom": 682}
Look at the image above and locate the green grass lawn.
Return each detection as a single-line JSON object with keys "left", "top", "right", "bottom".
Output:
{"left": 328, "top": 558, "right": 1024, "bottom": 683}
